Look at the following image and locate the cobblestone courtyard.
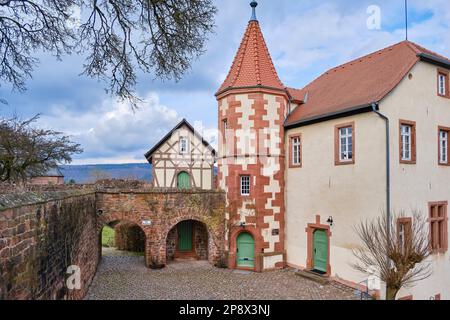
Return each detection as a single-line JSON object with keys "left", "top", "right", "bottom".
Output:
{"left": 85, "top": 249, "right": 360, "bottom": 300}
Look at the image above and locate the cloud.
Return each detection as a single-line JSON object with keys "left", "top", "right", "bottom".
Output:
{"left": 2, "top": 0, "right": 450, "bottom": 164}
{"left": 38, "top": 93, "right": 180, "bottom": 164}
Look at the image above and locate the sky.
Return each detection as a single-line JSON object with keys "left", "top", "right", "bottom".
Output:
{"left": 0, "top": 0, "right": 449, "bottom": 165}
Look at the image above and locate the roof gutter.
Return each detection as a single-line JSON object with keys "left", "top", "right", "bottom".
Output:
{"left": 371, "top": 101, "right": 391, "bottom": 300}
{"left": 284, "top": 103, "right": 374, "bottom": 129}
{"left": 418, "top": 53, "right": 450, "bottom": 69}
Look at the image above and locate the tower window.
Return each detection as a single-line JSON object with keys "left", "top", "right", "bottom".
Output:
{"left": 240, "top": 175, "right": 250, "bottom": 196}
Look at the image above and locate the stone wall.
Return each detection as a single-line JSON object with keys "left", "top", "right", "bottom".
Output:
{"left": 0, "top": 186, "right": 227, "bottom": 300}
{"left": 194, "top": 222, "right": 208, "bottom": 260}
{"left": 0, "top": 190, "right": 98, "bottom": 300}
{"left": 114, "top": 222, "right": 145, "bottom": 252}
{"left": 96, "top": 190, "right": 227, "bottom": 268}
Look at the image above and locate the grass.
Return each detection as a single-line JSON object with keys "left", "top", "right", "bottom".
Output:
{"left": 102, "top": 226, "right": 115, "bottom": 248}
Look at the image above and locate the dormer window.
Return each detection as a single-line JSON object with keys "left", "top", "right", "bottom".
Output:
{"left": 437, "top": 70, "right": 449, "bottom": 98}
{"left": 179, "top": 137, "right": 189, "bottom": 154}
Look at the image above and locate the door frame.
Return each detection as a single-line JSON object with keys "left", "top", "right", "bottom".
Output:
{"left": 305, "top": 215, "right": 332, "bottom": 276}
{"left": 177, "top": 171, "right": 192, "bottom": 190}
{"left": 236, "top": 232, "right": 255, "bottom": 270}
{"left": 176, "top": 220, "right": 195, "bottom": 255}
{"left": 229, "top": 227, "right": 261, "bottom": 271}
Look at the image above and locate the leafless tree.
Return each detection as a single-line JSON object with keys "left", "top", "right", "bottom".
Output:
{"left": 0, "top": 0, "right": 217, "bottom": 107}
{"left": 89, "top": 169, "right": 110, "bottom": 182}
{"left": 352, "top": 211, "right": 431, "bottom": 300}
{"left": 0, "top": 114, "right": 82, "bottom": 183}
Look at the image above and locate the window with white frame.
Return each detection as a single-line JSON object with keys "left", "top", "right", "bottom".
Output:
{"left": 440, "top": 129, "right": 448, "bottom": 164}
{"left": 438, "top": 73, "right": 447, "bottom": 96}
{"left": 240, "top": 175, "right": 250, "bottom": 196}
{"left": 179, "top": 137, "right": 189, "bottom": 154}
{"left": 339, "top": 126, "right": 353, "bottom": 162}
{"left": 291, "top": 136, "right": 301, "bottom": 166}
{"left": 401, "top": 124, "right": 412, "bottom": 161}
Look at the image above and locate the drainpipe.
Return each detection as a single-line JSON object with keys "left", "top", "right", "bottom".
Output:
{"left": 371, "top": 102, "right": 391, "bottom": 300}
{"left": 371, "top": 102, "right": 391, "bottom": 225}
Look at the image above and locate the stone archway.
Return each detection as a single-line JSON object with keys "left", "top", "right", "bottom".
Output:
{"left": 166, "top": 219, "right": 209, "bottom": 262}
{"left": 95, "top": 190, "right": 226, "bottom": 269}
{"left": 157, "top": 215, "right": 221, "bottom": 267}
{"left": 98, "top": 217, "right": 149, "bottom": 266}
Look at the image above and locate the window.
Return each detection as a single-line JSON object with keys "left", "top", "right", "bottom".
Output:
{"left": 399, "top": 120, "right": 416, "bottom": 164}
{"left": 437, "top": 70, "right": 449, "bottom": 98}
{"left": 240, "top": 175, "right": 250, "bottom": 196}
{"left": 222, "top": 119, "right": 228, "bottom": 155}
{"left": 429, "top": 202, "right": 448, "bottom": 254}
{"left": 335, "top": 122, "right": 355, "bottom": 165}
{"left": 438, "top": 73, "right": 446, "bottom": 96}
{"left": 179, "top": 137, "right": 189, "bottom": 154}
{"left": 290, "top": 135, "right": 302, "bottom": 167}
{"left": 439, "top": 127, "right": 450, "bottom": 165}
{"left": 222, "top": 119, "right": 228, "bottom": 143}
{"left": 397, "top": 218, "right": 412, "bottom": 253}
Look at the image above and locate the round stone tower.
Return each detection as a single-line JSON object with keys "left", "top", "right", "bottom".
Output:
{"left": 216, "top": 1, "right": 287, "bottom": 272}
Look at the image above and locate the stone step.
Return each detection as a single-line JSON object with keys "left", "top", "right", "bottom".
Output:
{"left": 295, "top": 269, "right": 330, "bottom": 285}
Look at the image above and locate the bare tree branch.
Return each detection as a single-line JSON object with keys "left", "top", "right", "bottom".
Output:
{"left": 0, "top": 114, "right": 82, "bottom": 183}
{"left": 0, "top": 0, "right": 217, "bottom": 108}
{"left": 352, "top": 211, "right": 431, "bottom": 300}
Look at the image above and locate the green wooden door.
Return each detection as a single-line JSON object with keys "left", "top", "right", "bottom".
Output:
{"left": 177, "top": 172, "right": 191, "bottom": 189}
{"left": 177, "top": 221, "right": 193, "bottom": 251}
{"left": 236, "top": 233, "right": 255, "bottom": 268}
{"left": 313, "top": 230, "right": 328, "bottom": 273}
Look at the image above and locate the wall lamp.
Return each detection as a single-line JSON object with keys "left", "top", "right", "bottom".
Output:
{"left": 327, "top": 216, "right": 334, "bottom": 226}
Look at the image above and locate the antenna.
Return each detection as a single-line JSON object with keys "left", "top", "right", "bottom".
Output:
{"left": 405, "top": 0, "right": 408, "bottom": 40}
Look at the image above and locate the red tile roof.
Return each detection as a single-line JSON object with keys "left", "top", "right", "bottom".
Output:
{"left": 216, "top": 21, "right": 285, "bottom": 95}
{"left": 285, "top": 41, "right": 450, "bottom": 127}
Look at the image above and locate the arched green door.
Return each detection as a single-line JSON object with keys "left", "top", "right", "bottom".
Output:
{"left": 177, "top": 221, "right": 193, "bottom": 252}
{"left": 313, "top": 230, "right": 328, "bottom": 273}
{"left": 177, "top": 172, "right": 191, "bottom": 189}
{"left": 236, "top": 233, "right": 255, "bottom": 269}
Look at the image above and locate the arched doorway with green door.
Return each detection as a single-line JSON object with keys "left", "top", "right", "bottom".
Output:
{"left": 177, "top": 171, "right": 191, "bottom": 190}
{"left": 236, "top": 232, "right": 255, "bottom": 270}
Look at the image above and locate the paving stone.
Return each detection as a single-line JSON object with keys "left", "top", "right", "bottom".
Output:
{"left": 85, "top": 250, "right": 361, "bottom": 300}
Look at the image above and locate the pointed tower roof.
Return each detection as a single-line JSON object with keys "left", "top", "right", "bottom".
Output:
{"left": 216, "top": 1, "right": 285, "bottom": 96}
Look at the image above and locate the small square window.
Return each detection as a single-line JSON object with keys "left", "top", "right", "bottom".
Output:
{"left": 240, "top": 175, "right": 250, "bottom": 196}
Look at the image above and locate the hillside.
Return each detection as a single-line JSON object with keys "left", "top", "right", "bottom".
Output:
{"left": 60, "top": 163, "right": 152, "bottom": 184}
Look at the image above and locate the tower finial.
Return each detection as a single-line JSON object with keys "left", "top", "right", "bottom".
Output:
{"left": 250, "top": 1, "right": 258, "bottom": 22}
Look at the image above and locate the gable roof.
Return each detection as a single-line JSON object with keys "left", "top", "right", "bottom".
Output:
{"left": 216, "top": 20, "right": 285, "bottom": 96}
{"left": 144, "top": 119, "right": 216, "bottom": 163}
{"left": 285, "top": 40, "right": 450, "bottom": 128}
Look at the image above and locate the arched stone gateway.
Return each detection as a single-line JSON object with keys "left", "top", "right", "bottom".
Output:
{"left": 164, "top": 218, "right": 218, "bottom": 264}
{"left": 96, "top": 190, "right": 226, "bottom": 269}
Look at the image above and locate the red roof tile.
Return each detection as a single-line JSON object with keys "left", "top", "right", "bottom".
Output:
{"left": 216, "top": 21, "right": 285, "bottom": 95}
{"left": 285, "top": 40, "right": 450, "bottom": 126}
